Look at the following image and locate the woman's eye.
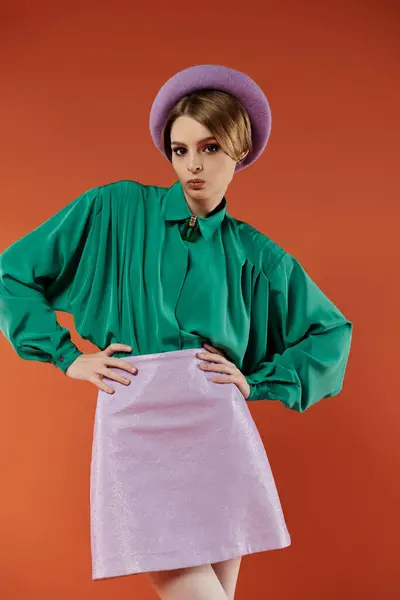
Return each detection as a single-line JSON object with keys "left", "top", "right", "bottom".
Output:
{"left": 172, "top": 144, "right": 219, "bottom": 156}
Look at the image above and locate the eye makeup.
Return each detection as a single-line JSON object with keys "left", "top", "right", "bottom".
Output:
{"left": 172, "top": 144, "right": 219, "bottom": 156}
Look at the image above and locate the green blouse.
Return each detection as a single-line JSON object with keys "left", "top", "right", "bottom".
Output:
{"left": 0, "top": 179, "right": 353, "bottom": 412}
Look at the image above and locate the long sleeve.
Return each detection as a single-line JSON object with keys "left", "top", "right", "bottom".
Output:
{"left": 245, "top": 252, "right": 353, "bottom": 412}
{"left": 0, "top": 187, "right": 101, "bottom": 374}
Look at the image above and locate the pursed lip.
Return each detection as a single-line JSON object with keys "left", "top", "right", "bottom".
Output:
{"left": 187, "top": 178, "right": 205, "bottom": 183}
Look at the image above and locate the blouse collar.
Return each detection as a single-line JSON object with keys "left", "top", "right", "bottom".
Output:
{"left": 163, "top": 180, "right": 227, "bottom": 241}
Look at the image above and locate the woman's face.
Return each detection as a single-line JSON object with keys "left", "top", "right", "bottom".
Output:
{"left": 169, "top": 116, "right": 242, "bottom": 207}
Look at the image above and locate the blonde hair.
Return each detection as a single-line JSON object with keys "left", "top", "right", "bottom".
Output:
{"left": 161, "top": 90, "right": 252, "bottom": 163}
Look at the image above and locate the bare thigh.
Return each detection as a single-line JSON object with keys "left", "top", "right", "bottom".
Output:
{"left": 148, "top": 563, "right": 228, "bottom": 600}
{"left": 211, "top": 556, "right": 242, "bottom": 600}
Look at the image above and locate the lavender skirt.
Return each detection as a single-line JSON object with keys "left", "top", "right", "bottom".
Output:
{"left": 90, "top": 348, "right": 291, "bottom": 580}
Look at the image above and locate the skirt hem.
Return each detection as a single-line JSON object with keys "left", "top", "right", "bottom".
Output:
{"left": 92, "top": 535, "right": 292, "bottom": 581}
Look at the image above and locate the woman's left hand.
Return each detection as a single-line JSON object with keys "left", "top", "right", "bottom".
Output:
{"left": 197, "top": 342, "right": 251, "bottom": 400}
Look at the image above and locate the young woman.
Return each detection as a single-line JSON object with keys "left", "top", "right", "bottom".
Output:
{"left": 0, "top": 64, "right": 353, "bottom": 599}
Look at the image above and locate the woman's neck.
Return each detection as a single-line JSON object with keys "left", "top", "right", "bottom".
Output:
{"left": 183, "top": 190, "right": 225, "bottom": 218}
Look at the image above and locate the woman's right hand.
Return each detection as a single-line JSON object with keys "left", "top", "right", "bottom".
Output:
{"left": 65, "top": 343, "right": 138, "bottom": 394}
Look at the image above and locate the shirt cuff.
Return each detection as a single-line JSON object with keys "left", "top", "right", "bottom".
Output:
{"left": 53, "top": 345, "right": 83, "bottom": 374}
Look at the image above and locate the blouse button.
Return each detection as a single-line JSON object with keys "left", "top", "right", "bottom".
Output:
{"left": 59, "top": 356, "right": 64, "bottom": 362}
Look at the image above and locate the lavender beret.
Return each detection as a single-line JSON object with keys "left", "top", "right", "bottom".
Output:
{"left": 149, "top": 64, "right": 272, "bottom": 172}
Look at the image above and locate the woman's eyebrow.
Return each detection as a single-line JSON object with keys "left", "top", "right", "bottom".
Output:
{"left": 170, "top": 136, "right": 216, "bottom": 146}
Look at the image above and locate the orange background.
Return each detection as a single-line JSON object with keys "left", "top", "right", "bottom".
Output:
{"left": 1, "top": 1, "right": 399, "bottom": 598}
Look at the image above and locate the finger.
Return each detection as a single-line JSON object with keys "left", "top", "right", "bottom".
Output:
{"left": 98, "top": 367, "right": 132, "bottom": 386}
{"left": 198, "top": 350, "right": 226, "bottom": 363}
{"left": 210, "top": 375, "right": 236, "bottom": 384}
{"left": 92, "top": 376, "right": 115, "bottom": 394}
{"left": 104, "top": 357, "right": 137, "bottom": 374}
{"left": 199, "top": 352, "right": 235, "bottom": 370}
{"left": 103, "top": 344, "right": 132, "bottom": 356}
{"left": 200, "top": 363, "right": 231, "bottom": 374}
{"left": 203, "top": 343, "right": 225, "bottom": 356}
{"left": 100, "top": 384, "right": 115, "bottom": 394}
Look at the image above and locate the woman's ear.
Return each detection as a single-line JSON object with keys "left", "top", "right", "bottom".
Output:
{"left": 237, "top": 150, "right": 249, "bottom": 164}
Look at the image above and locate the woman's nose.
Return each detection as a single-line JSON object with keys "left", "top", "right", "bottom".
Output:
{"left": 187, "top": 154, "right": 203, "bottom": 171}
{"left": 190, "top": 161, "right": 203, "bottom": 172}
